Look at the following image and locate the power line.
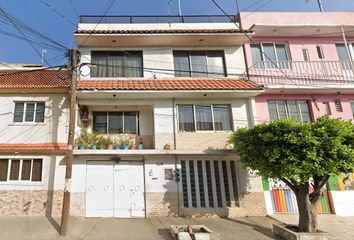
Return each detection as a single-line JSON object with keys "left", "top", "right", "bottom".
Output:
{"left": 241, "top": 0, "right": 266, "bottom": 11}
{"left": 39, "top": 0, "right": 77, "bottom": 28}
{"left": 67, "top": 0, "right": 80, "bottom": 17}
{"left": 242, "top": 0, "right": 274, "bottom": 19}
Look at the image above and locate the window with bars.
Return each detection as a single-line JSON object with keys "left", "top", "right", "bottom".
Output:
{"left": 334, "top": 99, "right": 343, "bottom": 112}
{"left": 0, "top": 159, "right": 42, "bottom": 182}
{"left": 180, "top": 160, "right": 239, "bottom": 208}
{"left": 91, "top": 51, "right": 143, "bottom": 78}
{"left": 250, "top": 43, "right": 290, "bottom": 69}
{"left": 13, "top": 102, "right": 45, "bottom": 123}
{"left": 173, "top": 51, "right": 226, "bottom": 77}
{"left": 93, "top": 111, "right": 138, "bottom": 134}
{"left": 177, "top": 104, "right": 232, "bottom": 132}
{"left": 268, "top": 100, "right": 312, "bottom": 122}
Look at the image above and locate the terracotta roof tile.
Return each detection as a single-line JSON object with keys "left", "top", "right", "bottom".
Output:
{"left": 0, "top": 143, "right": 67, "bottom": 151}
{"left": 77, "top": 79, "right": 263, "bottom": 91}
{"left": 75, "top": 29, "right": 252, "bottom": 35}
{"left": 0, "top": 69, "right": 70, "bottom": 89}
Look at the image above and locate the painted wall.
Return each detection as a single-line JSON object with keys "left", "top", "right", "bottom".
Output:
{"left": 255, "top": 93, "right": 354, "bottom": 123}
{"left": 0, "top": 94, "right": 69, "bottom": 144}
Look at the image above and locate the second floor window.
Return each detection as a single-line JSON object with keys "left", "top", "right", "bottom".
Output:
{"left": 268, "top": 100, "right": 311, "bottom": 122}
{"left": 177, "top": 104, "right": 232, "bottom": 132}
{"left": 336, "top": 43, "right": 354, "bottom": 70}
{"left": 173, "top": 51, "right": 226, "bottom": 77}
{"left": 13, "top": 102, "right": 45, "bottom": 123}
{"left": 93, "top": 111, "right": 138, "bottom": 134}
{"left": 91, "top": 51, "right": 143, "bottom": 78}
{"left": 251, "top": 43, "right": 289, "bottom": 69}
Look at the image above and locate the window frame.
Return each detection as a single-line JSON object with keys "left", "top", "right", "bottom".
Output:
{"left": 0, "top": 159, "right": 42, "bottom": 183}
{"left": 173, "top": 50, "right": 227, "bottom": 77}
{"left": 268, "top": 100, "right": 313, "bottom": 122}
{"left": 250, "top": 42, "right": 291, "bottom": 69}
{"left": 13, "top": 101, "right": 45, "bottom": 123}
{"left": 177, "top": 104, "right": 233, "bottom": 132}
{"left": 92, "top": 111, "right": 139, "bottom": 134}
{"left": 90, "top": 51, "right": 144, "bottom": 78}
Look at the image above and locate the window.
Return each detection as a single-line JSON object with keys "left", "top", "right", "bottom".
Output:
{"left": 93, "top": 112, "right": 138, "bottom": 134}
{"left": 334, "top": 99, "right": 343, "bottom": 112}
{"left": 302, "top": 48, "right": 310, "bottom": 61}
{"left": 351, "top": 101, "right": 354, "bottom": 119}
{"left": 250, "top": 43, "right": 289, "bottom": 69}
{"left": 268, "top": 100, "right": 312, "bottom": 122}
{"left": 181, "top": 160, "right": 239, "bottom": 208}
{"left": 336, "top": 43, "right": 354, "bottom": 70}
{"left": 316, "top": 45, "right": 325, "bottom": 59}
{"left": 0, "top": 159, "right": 42, "bottom": 182}
{"left": 177, "top": 104, "right": 232, "bottom": 132}
{"left": 13, "top": 102, "right": 45, "bottom": 123}
{"left": 91, "top": 51, "right": 143, "bottom": 77}
{"left": 323, "top": 102, "right": 331, "bottom": 115}
{"left": 173, "top": 51, "right": 226, "bottom": 77}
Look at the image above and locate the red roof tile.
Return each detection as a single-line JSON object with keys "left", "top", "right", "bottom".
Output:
{"left": 0, "top": 69, "right": 70, "bottom": 89}
{"left": 75, "top": 29, "right": 253, "bottom": 35}
{"left": 0, "top": 143, "right": 67, "bottom": 152}
{"left": 77, "top": 79, "right": 263, "bottom": 91}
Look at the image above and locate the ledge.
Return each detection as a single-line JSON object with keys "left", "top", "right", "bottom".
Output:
{"left": 73, "top": 149, "right": 235, "bottom": 156}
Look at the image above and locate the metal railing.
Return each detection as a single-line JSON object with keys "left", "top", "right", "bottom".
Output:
{"left": 248, "top": 60, "right": 354, "bottom": 85}
{"left": 79, "top": 15, "right": 237, "bottom": 24}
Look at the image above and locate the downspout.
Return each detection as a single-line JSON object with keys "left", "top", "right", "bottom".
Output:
{"left": 172, "top": 97, "right": 180, "bottom": 216}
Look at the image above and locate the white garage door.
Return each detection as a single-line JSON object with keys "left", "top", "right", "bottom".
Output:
{"left": 86, "top": 161, "right": 145, "bottom": 218}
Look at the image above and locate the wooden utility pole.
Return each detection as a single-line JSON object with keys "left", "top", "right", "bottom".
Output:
{"left": 60, "top": 49, "right": 79, "bottom": 236}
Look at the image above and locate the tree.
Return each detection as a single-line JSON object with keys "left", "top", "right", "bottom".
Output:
{"left": 229, "top": 116, "right": 354, "bottom": 233}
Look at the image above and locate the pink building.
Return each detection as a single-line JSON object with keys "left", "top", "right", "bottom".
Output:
{"left": 240, "top": 12, "right": 354, "bottom": 216}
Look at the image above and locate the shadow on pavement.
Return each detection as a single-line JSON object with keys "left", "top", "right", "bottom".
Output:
{"left": 158, "top": 228, "right": 173, "bottom": 240}
{"left": 46, "top": 216, "right": 60, "bottom": 233}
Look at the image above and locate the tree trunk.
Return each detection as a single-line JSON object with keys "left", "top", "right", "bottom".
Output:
{"left": 295, "top": 184, "right": 317, "bottom": 233}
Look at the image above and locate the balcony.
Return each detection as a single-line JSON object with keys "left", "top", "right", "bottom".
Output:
{"left": 248, "top": 60, "right": 354, "bottom": 86}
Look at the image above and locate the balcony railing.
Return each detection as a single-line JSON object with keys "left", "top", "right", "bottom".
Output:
{"left": 248, "top": 60, "right": 354, "bottom": 85}
{"left": 79, "top": 15, "right": 237, "bottom": 24}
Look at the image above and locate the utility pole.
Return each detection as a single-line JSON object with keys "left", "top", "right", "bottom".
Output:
{"left": 317, "top": 0, "right": 324, "bottom": 12}
{"left": 60, "top": 48, "right": 79, "bottom": 236}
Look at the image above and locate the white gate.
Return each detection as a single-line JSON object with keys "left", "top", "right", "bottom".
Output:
{"left": 86, "top": 161, "right": 145, "bottom": 218}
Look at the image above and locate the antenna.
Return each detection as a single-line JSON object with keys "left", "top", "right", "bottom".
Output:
{"left": 317, "top": 0, "right": 324, "bottom": 12}
{"left": 177, "top": 0, "right": 182, "bottom": 16}
{"left": 41, "top": 49, "right": 47, "bottom": 66}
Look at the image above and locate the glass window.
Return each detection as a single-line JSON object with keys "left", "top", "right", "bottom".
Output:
{"left": 213, "top": 105, "right": 231, "bottom": 131}
{"left": 323, "top": 102, "right": 331, "bottom": 116}
{"left": 91, "top": 51, "right": 143, "bottom": 77}
{"left": 267, "top": 100, "right": 312, "bottom": 122}
{"left": 124, "top": 112, "right": 137, "bottom": 134}
{"left": 351, "top": 101, "right": 354, "bottom": 119}
{"left": 21, "top": 160, "right": 31, "bottom": 181}
{"left": 0, "top": 160, "right": 8, "bottom": 181}
{"left": 178, "top": 105, "right": 195, "bottom": 132}
{"left": 108, "top": 112, "right": 123, "bottom": 133}
{"left": 316, "top": 45, "right": 325, "bottom": 59}
{"left": 13, "top": 102, "right": 24, "bottom": 122}
{"left": 9, "top": 160, "right": 20, "bottom": 181}
{"left": 251, "top": 43, "right": 289, "bottom": 69}
{"left": 32, "top": 159, "right": 42, "bottom": 182}
{"left": 173, "top": 51, "right": 226, "bottom": 77}
{"left": 251, "top": 44, "right": 263, "bottom": 69}
{"left": 24, "top": 103, "right": 35, "bottom": 122}
{"left": 35, "top": 102, "right": 45, "bottom": 122}
{"left": 195, "top": 105, "right": 213, "bottom": 131}
{"left": 93, "top": 112, "right": 107, "bottom": 133}
{"left": 302, "top": 48, "right": 310, "bottom": 61}
{"left": 0, "top": 159, "right": 42, "bottom": 182}
{"left": 334, "top": 99, "right": 343, "bottom": 112}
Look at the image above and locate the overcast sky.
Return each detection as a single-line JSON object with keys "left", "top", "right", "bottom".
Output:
{"left": 0, "top": 0, "right": 353, "bottom": 65}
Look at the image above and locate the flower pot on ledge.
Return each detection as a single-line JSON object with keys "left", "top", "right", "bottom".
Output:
{"left": 273, "top": 223, "right": 329, "bottom": 240}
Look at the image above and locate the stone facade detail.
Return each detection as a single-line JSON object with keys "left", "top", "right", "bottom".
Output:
{"left": 0, "top": 190, "right": 63, "bottom": 216}
{"left": 176, "top": 132, "right": 232, "bottom": 150}
{"left": 70, "top": 192, "right": 86, "bottom": 217}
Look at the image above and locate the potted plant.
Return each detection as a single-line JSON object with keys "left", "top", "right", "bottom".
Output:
{"left": 75, "top": 127, "right": 91, "bottom": 150}
{"left": 122, "top": 139, "right": 130, "bottom": 150}
{"left": 163, "top": 144, "right": 172, "bottom": 150}
{"left": 95, "top": 135, "right": 108, "bottom": 150}
{"left": 90, "top": 132, "right": 98, "bottom": 150}
{"left": 113, "top": 139, "right": 121, "bottom": 150}
{"left": 130, "top": 142, "right": 136, "bottom": 150}
{"left": 138, "top": 138, "right": 144, "bottom": 150}
{"left": 107, "top": 136, "right": 114, "bottom": 150}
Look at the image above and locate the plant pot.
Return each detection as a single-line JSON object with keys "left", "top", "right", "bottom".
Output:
{"left": 78, "top": 145, "right": 85, "bottom": 150}
{"left": 108, "top": 144, "right": 114, "bottom": 150}
{"left": 138, "top": 144, "right": 144, "bottom": 150}
{"left": 114, "top": 146, "right": 121, "bottom": 150}
{"left": 130, "top": 145, "right": 136, "bottom": 150}
{"left": 91, "top": 145, "right": 97, "bottom": 150}
{"left": 124, "top": 145, "right": 129, "bottom": 150}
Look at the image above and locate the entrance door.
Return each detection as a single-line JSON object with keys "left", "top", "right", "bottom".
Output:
{"left": 114, "top": 161, "right": 145, "bottom": 218}
{"left": 86, "top": 161, "right": 114, "bottom": 217}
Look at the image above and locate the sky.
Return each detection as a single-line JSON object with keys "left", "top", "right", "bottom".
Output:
{"left": 0, "top": 0, "right": 354, "bottom": 66}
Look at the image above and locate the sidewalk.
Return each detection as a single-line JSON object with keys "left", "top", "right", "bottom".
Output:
{"left": 0, "top": 216, "right": 278, "bottom": 240}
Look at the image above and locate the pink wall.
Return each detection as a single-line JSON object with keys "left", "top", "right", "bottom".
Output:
{"left": 256, "top": 93, "right": 354, "bottom": 123}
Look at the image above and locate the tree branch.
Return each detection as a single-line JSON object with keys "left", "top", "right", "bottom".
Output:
{"left": 280, "top": 178, "right": 298, "bottom": 194}
{"left": 310, "top": 175, "right": 330, "bottom": 198}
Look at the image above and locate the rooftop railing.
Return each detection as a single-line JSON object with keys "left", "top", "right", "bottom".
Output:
{"left": 248, "top": 60, "right": 354, "bottom": 85}
{"left": 79, "top": 15, "right": 238, "bottom": 24}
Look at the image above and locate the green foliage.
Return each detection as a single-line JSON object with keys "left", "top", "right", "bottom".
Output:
{"left": 75, "top": 127, "right": 92, "bottom": 148}
{"left": 229, "top": 116, "right": 354, "bottom": 184}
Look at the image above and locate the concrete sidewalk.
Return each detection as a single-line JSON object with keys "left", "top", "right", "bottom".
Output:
{"left": 0, "top": 216, "right": 279, "bottom": 240}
